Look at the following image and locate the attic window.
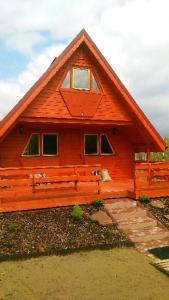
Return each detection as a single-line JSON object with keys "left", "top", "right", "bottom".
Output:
{"left": 61, "top": 68, "right": 100, "bottom": 91}
{"left": 62, "top": 71, "right": 70, "bottom": 88}
{"left": 92, "top": 73, "right": 99, "bottom": 91}
{"left": 73, "top": 68, "right": 89, "bottom": 90}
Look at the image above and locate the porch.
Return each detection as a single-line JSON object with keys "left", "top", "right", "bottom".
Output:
{"left": 0, "top": 164, "right": 134, "bottom": 212}
{"left": 0, "top": 161, "right": 169, "bottom": 213}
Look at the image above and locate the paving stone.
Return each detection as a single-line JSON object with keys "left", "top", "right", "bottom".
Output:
{"left": 150, "top": 200, "right": 165, "bottom": 209}
{"left": 124, "top": 224, "right": 161, "bottom": 235}
{"left": 117, "top": 215, "right": 153, "bottom": 225}
{"left": 130, "top": 231, "right": 169, "bottom": 243}
{"left": 90, "top": 210, "right": 113, "bottom": 226}
{"left": 105, "top": 198, "right": 169, "bottom": 253}
{"left": 107, "top": 206, "right": 138, "bottom": 215}
{"left": 128, "top": 227, "right": 164, "bottom": 240}
{"left": 111, "top": 208, "right": 147, "bottom": 221}
{"left": 104, "top": 199, "right": 136, "bottom": 210}
{"left": 136, "top": 238, "right": 169, "bottom": 252}
{"left": 152, "top": 259, "right": 169, "bottom": 276}
{"left": 118, "top": 219, "right": 157, "bottom": 230}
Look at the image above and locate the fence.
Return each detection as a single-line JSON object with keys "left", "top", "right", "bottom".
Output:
{"left": 0, "top": 164, "right": 101, "bottom": 201}
{"left": 135, "top": 161, "right": 169, "bottom": 198}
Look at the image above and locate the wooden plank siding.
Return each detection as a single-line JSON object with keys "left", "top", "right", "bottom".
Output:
{"left": 0, "top": 126, "right": 135, "bottom": 180}
{"left": 135, "top": 161, "right": 169, "bottom": 198}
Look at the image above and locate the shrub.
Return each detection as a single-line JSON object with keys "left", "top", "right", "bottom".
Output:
{"left": 71, "top": 205, "right": 83, "bottom": 220}
{"left": 92, "top": 199, "right": 104, "bottom": 208}
{"left": 139, "top": 195, "right": 150, "bottom": 203}
{"left": 103, "top": 227, "right": 112, "bottom": 239}
{"left": 7, "top": 223, "right": 17, "bottom": 233}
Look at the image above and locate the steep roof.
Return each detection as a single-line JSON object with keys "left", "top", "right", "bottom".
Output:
{"left": 0, "top": 29, "right": 165, "bottom": 151}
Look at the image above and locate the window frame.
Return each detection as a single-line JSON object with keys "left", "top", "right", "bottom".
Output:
{"left": 84, "top": 133, "right": 115, "bottom": 156}
{"left": 72, "top": 67, "right": 90, "bottom": 90}
{"left": 91, "top": 71, "right": 100, "bottom": 91}
{"left": 22, "top": 133, "right": 40, "bottom": 157}
{"left": 42, "top": 133, "right": 58, "bottom": 156}
{"left": 61, "top": 67, "right": 101, "bottom": 92}
{"left": 100, "top": 134, "right": 114, "bottom": 156}
{"left": 61, "top": 70, "right": 71, "bottom": 88}
{"left": 84, "top": 134, "right": 99, "bottom": 155}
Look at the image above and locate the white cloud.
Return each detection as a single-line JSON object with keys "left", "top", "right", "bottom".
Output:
{"left": 0, "top": 0, "right": 169, "bottom": 136}
{"left": 0, "top": 43, "right": 65, "bottom": 119}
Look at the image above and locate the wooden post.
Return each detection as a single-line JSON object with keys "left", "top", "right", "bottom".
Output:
{"left": 98, "top": 178, "right": 101, "bottom": 194}
{"left": 32, "top": 175, "right": 35, "bottom": 193}
{"left": 146, "top": 148, "right": 151, "bottom": 162}
{"left": 74, "top": 166, "right": 79, "bottom": 192}
{"left": 146, "top": 148, "right": 151, "bottom": 185}
{"left": 134, "top": 162, "right": 136, "bottom": 192}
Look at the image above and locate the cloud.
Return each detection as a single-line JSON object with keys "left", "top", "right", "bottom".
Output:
{"left": 0, "top": 43, "right": 65, "bottom": 119}
{"left": 0, "top": 0, "right": 169, "bottom": 137}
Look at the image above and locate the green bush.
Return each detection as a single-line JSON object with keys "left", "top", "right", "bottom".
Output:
{"left": 7, "top": 223, "right": 17, "bottom": 233}
{"left": 92, "top": 199, "right": 104, "bottom": 208}
{"left": 71, "top": 205, "right": 83, "bottom": 220}
{"left": 139, "top": 195, "right": 150, "bottom": 203}
{"left": 103, "top": 227, "right": 112, "bottom": 239}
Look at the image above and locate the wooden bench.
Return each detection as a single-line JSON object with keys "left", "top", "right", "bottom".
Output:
{"left": 33, "top": 174, "right": 78, "bottom": 192}
{"left": 0, "top": 165, "right": 102, "bottom": 200}
{"left": 33, "top": 165, "right": 101, "bottom": 194}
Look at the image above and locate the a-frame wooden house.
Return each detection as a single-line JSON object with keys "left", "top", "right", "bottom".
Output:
{"left": 0, "top": 29, "right": 168, "bottom": 212}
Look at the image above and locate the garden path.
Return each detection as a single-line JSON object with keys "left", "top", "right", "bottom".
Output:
{"left": 105, "top": 198, "right": 169, "bottom": 252}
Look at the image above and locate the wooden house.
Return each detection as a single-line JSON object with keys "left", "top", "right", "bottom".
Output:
{"left": 0, "top": 29, "right": 168, "bottom": 212}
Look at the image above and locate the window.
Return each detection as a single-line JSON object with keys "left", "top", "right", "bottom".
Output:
{"left": 85, "top": 135, "right": 98, "bottom": 155}
{"left": 101, "top": 135, "right": 113, "bottom": 155}
{"left": 84, "top": 134, "right": 114, "bottom": 156}
{"left": 73, "top": 68, "right": 90, "bottom": 90}
{"left": 62, "top": 71, "right": 70, "bottom": 88}
{"left": 61, "top": 68, "right": 100, "bottom": 91}
{"left": 22, "top": 133, "right": 58, "bottom": 156}
{"left": 23, "top": 133, "right": 39, "bottom": 156}
{"left": 42, "top": 134, "right": 58, "bottom": 156}
{"left": 92, "top": 73, "right": 99, "bottom": 91}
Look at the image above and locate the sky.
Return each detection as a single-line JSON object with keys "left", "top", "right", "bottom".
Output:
{"left": 0, "top": 0, "right": 169, "bottom": 136}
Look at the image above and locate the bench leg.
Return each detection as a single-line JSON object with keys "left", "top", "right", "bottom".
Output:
{"left": 98, "top": 180, "right": 101, "bottom": 194}
{"left": 75, "top": 180, "right": 79, "bottom": 192}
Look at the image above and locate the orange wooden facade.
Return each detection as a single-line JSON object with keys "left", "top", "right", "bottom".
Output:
{"left": 0, "top": 29, "right": 167, "bottom": 212}
{"left": 0, "top": 125, "right": 134, "bottom": 180}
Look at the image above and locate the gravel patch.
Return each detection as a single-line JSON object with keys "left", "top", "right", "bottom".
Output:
{"left": 0, "top": 205, "right": 130, "bottom": 260}
{"left": 142, "top": 197, "right": 169, "bottom": 229}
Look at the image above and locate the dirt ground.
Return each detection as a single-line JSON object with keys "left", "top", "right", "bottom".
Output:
{"left": 0, "top": 248, "right": 168, "bottom": 300}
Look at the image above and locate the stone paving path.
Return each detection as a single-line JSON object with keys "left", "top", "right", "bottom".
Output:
{"left": 105, "top": 198, "right": 169, "bottom": 252}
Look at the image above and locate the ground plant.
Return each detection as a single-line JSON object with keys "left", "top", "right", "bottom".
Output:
{"left": 7, "top": 223, "right": 17, "bottom": 233}
{"left": 71, "top": 205, "right": 83, "bottom": 220}
{"left": 139, "top": 195, "right": 150, "bottom": 203}
{"left": 103, "top": 227, "right": 112, "bottom": 239}
{"left": 92, "top": 199, "right": 104, "bottom": 208}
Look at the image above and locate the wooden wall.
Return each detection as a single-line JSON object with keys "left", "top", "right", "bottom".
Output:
{"left": 0, "top": 125, "right": 134, "bottom": 179}
{"left": 0, "top": 44, "right": 136, "bottom": 179}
